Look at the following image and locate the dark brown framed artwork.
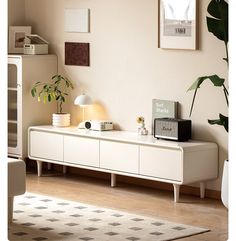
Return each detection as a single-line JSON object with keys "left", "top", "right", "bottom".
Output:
{"left": 65, "top": 42, "right": 90, "bottom": 66}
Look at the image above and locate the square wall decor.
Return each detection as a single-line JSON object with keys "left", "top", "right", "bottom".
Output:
{"left": 65, "top": 42, "right": 90, "bottom": 66}
{"left": 64, "top": 8, "right": 90, "bottom": 33}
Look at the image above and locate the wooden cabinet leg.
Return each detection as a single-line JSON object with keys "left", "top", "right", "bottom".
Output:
{"left": 36, "top": 160, "right": 43, "bottom": 177}
{"left": 47, "top": 163, "right": 52, "bottom": 170}
{"left": 173, "top": 184, "right": 180, "bottom": 203}
{"left": 111, "top": 173, "right": 117, "bottom": 187}
{"left": 63, "top": 166, "right": 67, "bottom": 175}
{"left": 200, "top": 182, "right": 205, "bottom": 199}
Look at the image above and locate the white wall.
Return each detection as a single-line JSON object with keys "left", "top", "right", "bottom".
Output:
{"left": 23, "top": 0, "right": 228, "bottom": 191}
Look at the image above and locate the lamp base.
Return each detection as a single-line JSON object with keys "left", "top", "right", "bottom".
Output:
{"left": 77, "top": 121, "right": 86, "bottom": 129}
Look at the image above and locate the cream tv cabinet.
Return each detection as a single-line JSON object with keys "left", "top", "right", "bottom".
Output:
{"left": 8, "top": 55, "right": 57, "bottom": 159}
{"left": 28, "top": 125, "right": 218, "bottom": 202}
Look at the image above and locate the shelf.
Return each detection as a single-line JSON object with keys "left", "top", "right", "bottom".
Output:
{"left": 8, "top": 87, "right": 17, "bottom": 91}
{"left": 8, "top": 102, "right": 17, "bottom": 109}
{"left": 8, "top": 120, "right": 17, "bottom": 124}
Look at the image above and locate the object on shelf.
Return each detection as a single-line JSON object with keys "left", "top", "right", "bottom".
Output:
{"left": 136, "top": 116, "right": 148, "bottom": 135}
{"left": 8, "top": 26, "right": 32, "bottom": 54}
{"left": 24, "top": 34, "right": 49, "bottom": 55}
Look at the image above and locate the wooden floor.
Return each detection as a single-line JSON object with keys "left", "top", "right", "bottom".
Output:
{"left": 26, "top": 170, "right": 228, "bottom": 241}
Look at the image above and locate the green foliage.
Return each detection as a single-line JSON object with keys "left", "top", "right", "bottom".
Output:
{"left": 188, "top": 0, "right": 228, "bottom": 132}
{"left": 207, "top": 0, "right": 228, "bottom": 42}
{"left": 31, "top": 74, "right": 74, "bottom": 114}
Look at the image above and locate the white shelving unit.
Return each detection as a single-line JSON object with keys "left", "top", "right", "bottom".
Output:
{"left": 8, "top": 55, "right": 57, "bottom": 159}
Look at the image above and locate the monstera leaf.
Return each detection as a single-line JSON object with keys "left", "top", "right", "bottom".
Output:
{"left": 188, "top": 0, "right": 228, "bottom": 133}
{"left": 188, "top": 75, "right": 228, "bottom": 117}
{"left": 208, "top": 114, "right": 228, "bottom": 132}
{"left": 207, "top": 0, "right": 228, "bottom": 42}
{"left": 207, "top": 0, "right": 228, "bottom": 63}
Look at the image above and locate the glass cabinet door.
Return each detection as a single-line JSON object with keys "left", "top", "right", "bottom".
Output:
{"left": 8, "top": 64, "right": 18, "bottom": 148}
{"left": 8, "top": 58, "right": 21, "bottom": 157}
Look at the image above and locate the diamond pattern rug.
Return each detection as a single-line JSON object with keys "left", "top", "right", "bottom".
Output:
{"left": 9, "top": 192, "right": 209, "bottom": 241}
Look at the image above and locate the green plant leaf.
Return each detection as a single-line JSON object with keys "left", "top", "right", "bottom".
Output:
{"left": 188, "top": 75, "right": 225, "bottom": 91}
{"left": 208, "top": 113, "right": 228, "bottom": 132}
{"left": 207, "top": 0, "right": 227, "bottom": 19}
{"left": 209, "top": 75, "right": 225, "bottom": 86}
{"left": 207, "top": 17, "right": 226, "bottom": 42}
{"left": 31, "top": 74, "right": 73, "bottom": 113}
{"left": 207, "top": 0, "right": 228, "bottom": 43}
{"left": 31, "top": 88, "right": 36, "bottom": 97}
{"left": 43, "top": 95, "right": 47, "bottom": 104}
{"left": 188, "top": 75, "right": 225, "bottom": 116}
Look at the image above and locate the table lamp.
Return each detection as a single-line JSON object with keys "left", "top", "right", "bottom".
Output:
{"left": 74, "top": 94, "right": 92, "bottom": 123}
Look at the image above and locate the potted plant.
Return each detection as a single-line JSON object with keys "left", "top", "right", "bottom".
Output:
{"left": 188, "top": 0, "right": 228, "bottom": 208}
{"left": 31, "top": 74, "right": 74, "bottom": 127}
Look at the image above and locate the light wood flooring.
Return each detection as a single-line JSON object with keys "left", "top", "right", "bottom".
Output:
{"left": 26, "top": 170, "right": 228, "bottom": 241}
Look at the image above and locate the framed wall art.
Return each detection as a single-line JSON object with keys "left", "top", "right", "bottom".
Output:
{"left": 158, "top": 0, "right": 198, "bottom": 50}
{"left": 65, "top": 42, "right": 90, "bottom": 66}
{"left": 64, "top": 8, "right": 90, "bottom": 33}
{"left": 8, "top": 26, "right": 32, "bottom": 54}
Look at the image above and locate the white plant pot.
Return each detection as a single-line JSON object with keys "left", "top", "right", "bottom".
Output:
{"left": 221, "top": 160, "right": 228, "bottom": 208}
{"left": 52, "top": 113, "right": 70, "bottom": 127}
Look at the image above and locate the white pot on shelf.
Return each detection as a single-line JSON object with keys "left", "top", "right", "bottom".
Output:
{"left": 221, "top": 160, "right": 228, "bottom": 209}
{"left": 52, "top": 113, "right": 70, "bottom": 127}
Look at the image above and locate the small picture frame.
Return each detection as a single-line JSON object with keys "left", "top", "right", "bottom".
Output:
{"left": 8, "top": 26, "right": 32, "bottom": 54}
{"left": 158, "top": 0, "right": 198, "bottom": 50}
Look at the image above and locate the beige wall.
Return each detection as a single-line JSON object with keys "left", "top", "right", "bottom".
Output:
{"left": 23, "top": 0, "right": 228, "bottom": 191}
{"left": 8, "top": 0, "right": 25, "bottom": 25}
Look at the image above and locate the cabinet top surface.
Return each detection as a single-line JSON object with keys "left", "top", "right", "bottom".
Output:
{"left": 29, "top": 125, "right": 217, "bottom": 152}
{"left": 8, "top": 54, "right": 56, "bottom": 59}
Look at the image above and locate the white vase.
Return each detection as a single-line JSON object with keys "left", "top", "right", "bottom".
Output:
{"left": 52, "top": 113, "right": 70, "bottom": 127}
{"left": 221, "top": 160, "right": 228, "bottom": 208}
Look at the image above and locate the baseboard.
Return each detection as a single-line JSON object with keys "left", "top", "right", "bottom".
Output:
{"left": 26, "top": 159, "right": 221, "bottom": 200}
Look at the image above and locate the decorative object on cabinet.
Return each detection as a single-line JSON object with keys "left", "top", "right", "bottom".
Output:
{"left": 8, "top": 26, "right": 32, "bottom": 54}
{"left": 158, "top": 0, "right": 198, "bottom": 50}
{"left": 187, "top": 0, "right": 228, "bottom": 208}
{"left": 136, "top": 116, "right": 148, "bottom": 135}
{"left": 64, "top": 8, "right": 90, "bottom": 33}
{"left": 8, "top": 55, "right": 57, "bottom": 159}
{"left": 31, "top": 74, "right": 74, "bottom": 127}
{"left": 24, "top": 34, "right": 49, "bottom": 55}
{"left": 28, "top": 125, "right": 218, "bottom": 203}
{"left": 65, "top": 42, "right": 90, "bottom": 66}
{"left": 152, "top": 99, "right": 178, "bottom": 134}
{"left": 83, "top": 120, "right": 113, "bottom": 131}
{"left": 74, "top": 94, "right": 92, "bottom": 123}
{"left": 154, "top": 118, "right": 191, "bottom": 141}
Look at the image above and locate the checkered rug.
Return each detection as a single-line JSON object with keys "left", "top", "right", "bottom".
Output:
{"left": 9, "top": 192, "right": 209, "bottom": 241}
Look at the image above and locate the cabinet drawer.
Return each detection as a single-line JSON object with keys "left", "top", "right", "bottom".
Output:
{"left": 100, "top": 140, "right": 139, "bottom": 173}
{"left": 140, "top": 146, "right": 182, "bottom": 181}
{"left": 29, "top": 131, "right": 63, "bottom": 161}
{"left": 64, "top": 136, "right": 99, "bottom": 167}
